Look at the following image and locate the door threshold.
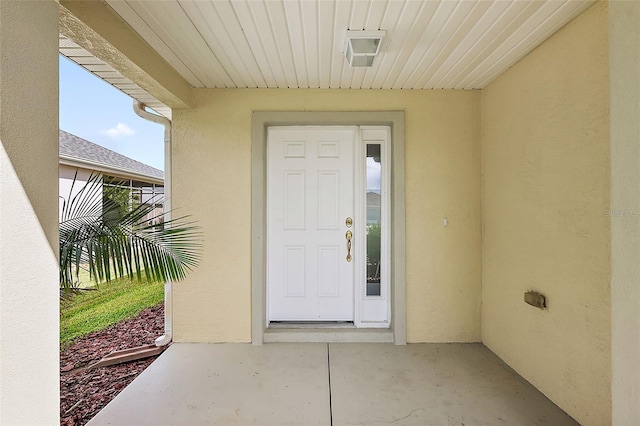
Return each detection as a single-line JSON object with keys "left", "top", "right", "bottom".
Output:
{"left": 269, "top": 321, "right": 355, "bottom": 329}
{"left": 263, "top": 327, "right": 394, "bottom": 343}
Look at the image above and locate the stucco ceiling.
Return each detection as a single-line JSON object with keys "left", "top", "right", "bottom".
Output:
{"left": 59, "top": 0, "right": 595, "bottom": 112}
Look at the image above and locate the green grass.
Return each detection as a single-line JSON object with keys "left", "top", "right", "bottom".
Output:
{"left": 69, "top": 264, "right": 126, "bottom": 289}
{"left": 60, "top": 277, "right": 164, "bottom": 350}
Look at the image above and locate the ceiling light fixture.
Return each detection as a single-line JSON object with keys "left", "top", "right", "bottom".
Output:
{"left": 344, "top": 30, "right": 385, "bottom": 67}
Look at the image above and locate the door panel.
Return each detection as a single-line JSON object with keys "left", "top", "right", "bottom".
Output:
{"left": 267, "top": 127, "right": 355, "bottom": 321}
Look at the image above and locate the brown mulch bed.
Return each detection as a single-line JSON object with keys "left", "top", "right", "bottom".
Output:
{"left": 60, "top": 304, "right": 166, "bottom": 426}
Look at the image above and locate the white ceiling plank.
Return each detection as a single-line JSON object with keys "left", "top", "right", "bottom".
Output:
{"left": 266, "top": 0, "right": 300, "bottom": 88}
{"left": 282, "top": 1, "right": 309, "bottom": 88}
{"left": 104, "top": 79, "right": 132, "bottom": 87}
{"left": 395, "top": 1, "right": 457, "bottom": 89}
{"left": 106, "top": 0, "right": 204, "bottom": 87}
{"left": 59, "top": 48, "right": 92, "bottom": 57}
{"left": 73, "top": 56, "right": 110, "bottom": 66}
{"left": 446, "top": 1, "right": 544, "bottom": 89}
{"left": 243, "top": 0, "right": 289, "bottom": 88}
{"left": 231, "top": 0, "right": 279, "bottom": 88}
{"left": 149, "top": 1, "right": 231, "bottom": 88}
{"left": 349, "top": 0, "right": 370, "bottom": 31}
{"left": 330, "top": 0, "right": 352, "bottom": 88}
{"left": 371, "top": 1, "right": 425, "bottom": 89}
{"left": 386, "top": 1, "right": 440, "bottom": 89}
{"left": 83, "top": 64, "right": 117, "bottom": 73}
{"left": 413, "top": 1, "right": 478, "bottom": 89}
{"left": 425, "top": 0, "right": 500, "bottom": 89}
{"left": 180, "top": 1, "right": 250, "bottom": 88}
{"left": 130, "top": 1, "right": 234, "bottom": 88}
{"left": 125, "top": 87, "right": 147, "bottom": 94}
{"left": 317, "top": 1, "right": 335, "bottom": 88}
{"left": 117, "top": 84, "right": 141, "bottom": 90}
{"left": 300, "top": 0, "right": 320, "bottom": 88}
{"left": 364, "top": 0, "right": 388, "bottom": 31}
{"left": 360, "top": 0, "right": 404, "bottom": 89}
{"left": 212, "top": 0, "right": 268, "bottom": 88}
{"left": 458, "top": 1, "right": 568, "bottom": 88}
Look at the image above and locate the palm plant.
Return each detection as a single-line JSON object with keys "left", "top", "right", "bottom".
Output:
{"left": 59, "top": 172, "right": 201, "bottom": 294}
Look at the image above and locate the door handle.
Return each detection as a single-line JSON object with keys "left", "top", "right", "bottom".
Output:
{"left": 345, "top": 230, "right": 353, "bottom": 262}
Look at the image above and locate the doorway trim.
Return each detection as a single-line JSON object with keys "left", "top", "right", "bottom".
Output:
{"left": 251, "top": 111, "right": 406, "bottom": 345}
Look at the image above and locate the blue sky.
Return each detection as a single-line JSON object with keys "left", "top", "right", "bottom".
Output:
{"left": 59, "top": 56, "right": 165, "bottom": 171}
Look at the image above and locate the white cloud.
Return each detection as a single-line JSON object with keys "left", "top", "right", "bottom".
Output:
{"left": 104, "top": 122, "right": 135, "bottom": 138}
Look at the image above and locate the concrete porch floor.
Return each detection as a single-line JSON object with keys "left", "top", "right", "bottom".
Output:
{"left": 88, "top": 343, "right": 578, "bottom": 426}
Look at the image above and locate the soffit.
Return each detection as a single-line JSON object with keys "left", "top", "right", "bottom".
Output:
{"left": 59, "top": 35, "right": 172, "bottom": 119}
{"left": 101, "top": 0, "right": 595, "bottom": 90}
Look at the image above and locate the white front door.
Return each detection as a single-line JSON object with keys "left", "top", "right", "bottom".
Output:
{"left": 267, "top": 127, "right": 356, "bottom": 321}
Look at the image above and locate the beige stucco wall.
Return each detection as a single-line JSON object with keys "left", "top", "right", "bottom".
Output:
{"left": 481, "top": 2, "right": 610, "bottom": 425}
{"left": 610, "top": 0, "right": 640, "bottom": 423}
{"left": 0, "top": 0, "right": 60, "bottom": 423}
{"left": 172, "top": 89, "right": 481, "bottom": 343}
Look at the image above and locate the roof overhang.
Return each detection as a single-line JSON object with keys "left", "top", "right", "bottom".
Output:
{"left": 59, "top": 0, "right": 194, "bottom": 117}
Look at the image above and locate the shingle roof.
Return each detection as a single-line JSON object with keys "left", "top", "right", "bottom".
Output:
{"left": 59, "top": 130, "right": 163, "bottom": 181}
